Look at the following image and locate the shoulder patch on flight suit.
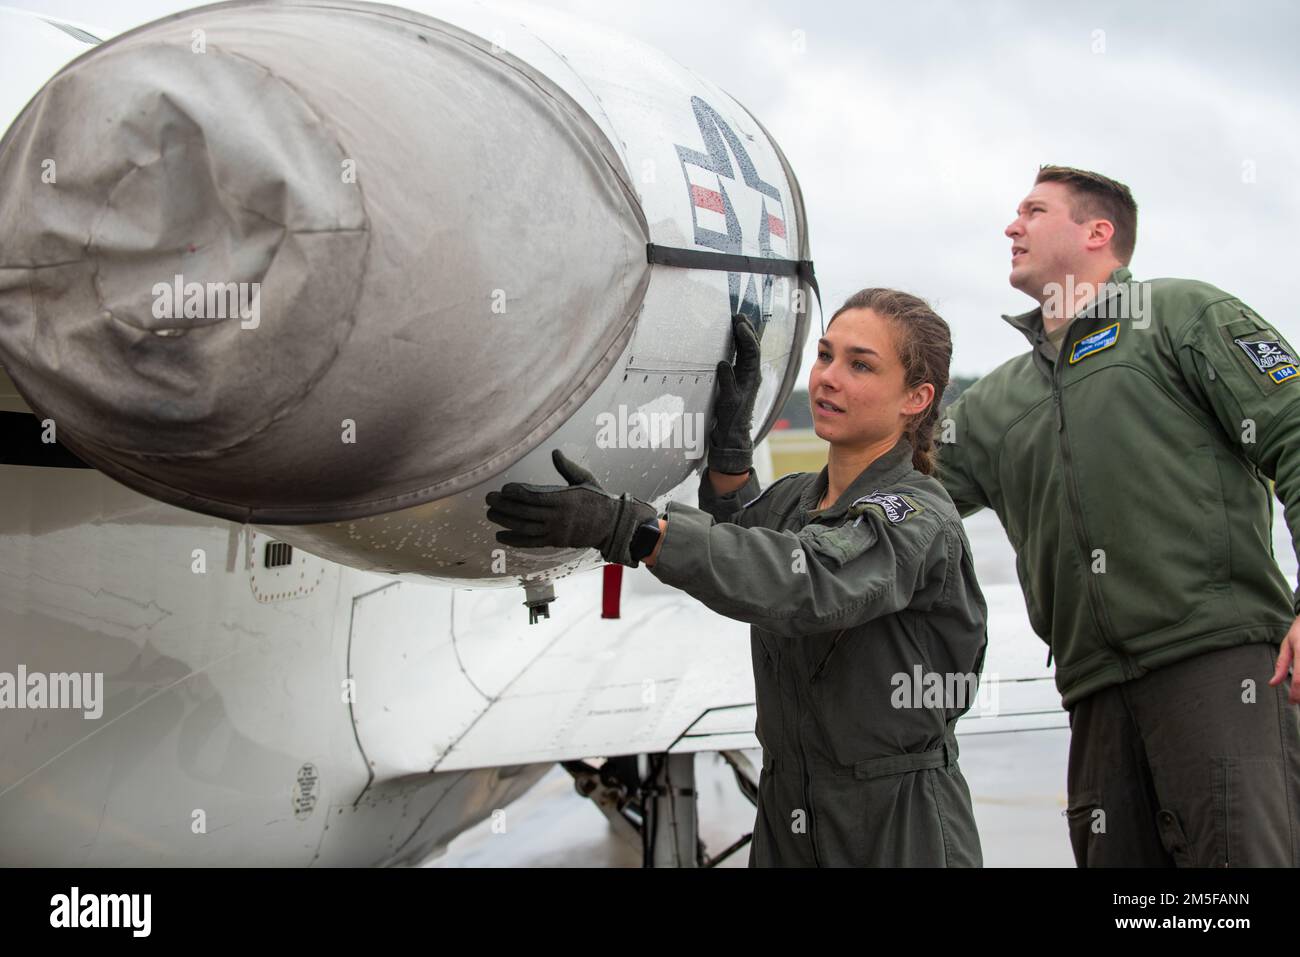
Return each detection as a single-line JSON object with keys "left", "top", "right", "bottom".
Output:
{"left": 847, "top": 490, "right": 922, "bottom": 526}
{"left": 1234, "top": 335, "right": 1295, "bottom": 374}
{"left": 741, "top": 472, "right": 801, "bottom": 510}
{"left": 1217, "top": 311, "right": 1300, "bottom": 395}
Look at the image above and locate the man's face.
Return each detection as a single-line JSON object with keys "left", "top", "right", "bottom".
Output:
{"left": 1004, "top": 181, "right": 1090, "bottom": 299}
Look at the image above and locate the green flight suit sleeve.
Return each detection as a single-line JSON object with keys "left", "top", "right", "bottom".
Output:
{"left": 695, "top": 466, "right": 762, "bottom": 526}
{"left": 647, "top": 496, "right": 951, "bottom": 637}
{"left": 1176, "top": 297, "right": 1300, "bottom": 614}
{"left": 935, "top": 395, "right": 992, "bottom": 517}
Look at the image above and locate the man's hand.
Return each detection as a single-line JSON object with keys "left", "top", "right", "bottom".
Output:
{"left": 484, "top": 449, "right": 657, "bottom": 567}
{"left": 1270, "top": 616, "right": 1300, "bottom": 704}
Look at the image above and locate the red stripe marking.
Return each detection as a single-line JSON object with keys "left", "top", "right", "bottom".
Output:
{"left": 691, "top": 185, "right": 725, "bottom": 214}
{"left": 768, "top": 214, "right": 786, "bottom": 239}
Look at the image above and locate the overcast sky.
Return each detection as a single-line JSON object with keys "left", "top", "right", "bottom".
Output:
{"left": 17, "top": 0, "right": 1300, "bottom": 376}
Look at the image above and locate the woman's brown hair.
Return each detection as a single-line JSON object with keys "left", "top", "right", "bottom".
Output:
{"left": 826, "top": 288, "right": 951, "bottom": 475}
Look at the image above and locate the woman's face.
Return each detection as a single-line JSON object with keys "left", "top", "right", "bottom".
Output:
{"left": 808, "top": 307, "right": 933, "bottom": 449}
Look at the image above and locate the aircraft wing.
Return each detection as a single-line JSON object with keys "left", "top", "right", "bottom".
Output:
{"left": 350, "top": 515, "right": 1065, "bottom": 777}
{"left": 345, "top": 457, "right": 764, "bottom": 776}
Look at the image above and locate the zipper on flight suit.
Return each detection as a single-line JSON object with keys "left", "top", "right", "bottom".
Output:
{"left": 796, "top": 628, "right": 847, "bottom": 866}
{"left": 792, "top": 675, "right": 823, "bottom": 866}
{"left": 809, "top": 629, "right": 847, "bottom": 683}
{"left": 790, "top": 501, "right": 852, "bottom": 867}
{"left": 1051, "top": 338, "right": 1138, "bottom": 681}
{"left": 790, "top": 607, "right": 845, "bottom": 867}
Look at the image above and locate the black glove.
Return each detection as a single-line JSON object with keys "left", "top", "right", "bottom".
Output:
{"left": 709, "top": 313, "right": 762, "bottom": 475}
{"left": 485, "top": 449, "right": 657, "bottom": 567}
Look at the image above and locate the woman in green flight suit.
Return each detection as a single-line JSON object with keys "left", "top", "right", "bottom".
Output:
{"left": 486, "top": 289, "right": 988, "bottom": 866}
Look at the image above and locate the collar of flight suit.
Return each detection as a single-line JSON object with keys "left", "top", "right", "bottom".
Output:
{"left": 1001, "top": 265, "right": 1133, "bottom": 363}
{"left": 799, "top": 435, "right": 915, "bottom": 522}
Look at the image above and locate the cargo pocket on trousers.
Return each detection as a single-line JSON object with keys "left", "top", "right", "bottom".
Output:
{"left": 1065, "top": 789, "right": 1103, "bottom": 867}
{"left": 1212, "top": 755, "right": 1290, "bottom": 866}
{"left": 1155, "top": 807, "right": 1195, "bottom": 867}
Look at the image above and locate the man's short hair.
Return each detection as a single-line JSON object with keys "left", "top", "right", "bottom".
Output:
{"left": 1035, "top": 165, "right": 1138, "bottom": 265}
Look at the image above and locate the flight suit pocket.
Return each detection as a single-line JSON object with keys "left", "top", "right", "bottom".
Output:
{"left": 751, "top": 638, "right": 784, "bottom": 759}
{"left": 801, "top": 520, "right": 878, "bottom": 568}
{"left": 1065, "top": 789, "right": 1103, "bottom": 867}
{"left": 1156, "top": 807, "right": 1195, "bottom": 867}
{"left": 1212, "top": 755, "right": 1290, "bottom": 866}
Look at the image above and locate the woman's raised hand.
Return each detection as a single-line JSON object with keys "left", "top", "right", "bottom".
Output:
{"left": 708, "top": 313, "right": 762, "bottom": 475}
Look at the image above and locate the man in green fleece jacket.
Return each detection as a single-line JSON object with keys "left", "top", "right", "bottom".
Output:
{"left": 938, "top": 164, "right": 1300, "bottom": 866}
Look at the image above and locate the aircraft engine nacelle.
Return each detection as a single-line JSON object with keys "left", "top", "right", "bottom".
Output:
{"left": 0, "top": 0, "right": 813, "bottom": 585}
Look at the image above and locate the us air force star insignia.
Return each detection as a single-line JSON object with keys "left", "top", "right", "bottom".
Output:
{"left": 849, "top": 491, "right": 918, "bottom": 526}
{"left": 674, "top": 95, "right": 788, "bottom": 333}
{"left": 1234, "top": 336, "right": 1296, "bottom": 373}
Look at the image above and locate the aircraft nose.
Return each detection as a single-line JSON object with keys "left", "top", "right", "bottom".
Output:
{"left": 0, "top": 4, "right": 651, "bottom": 524}
{"left": 0, "top": 40, "right": 368, "bottom": 458}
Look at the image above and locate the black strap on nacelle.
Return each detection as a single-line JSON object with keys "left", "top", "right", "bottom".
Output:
{"left": 645, "top": 243, "right": 822, "bottom": 324}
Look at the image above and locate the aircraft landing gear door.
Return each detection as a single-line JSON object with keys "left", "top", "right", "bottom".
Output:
{"left": 646, "top": 752, "right": 699, "bottom": 868}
